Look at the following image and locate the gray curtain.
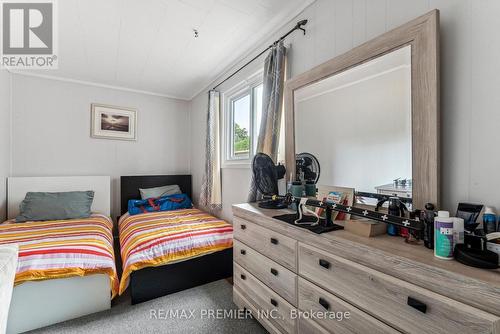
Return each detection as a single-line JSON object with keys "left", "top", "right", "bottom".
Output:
{"left": 248, "top": 41, "right": 287, "bottom": 202}
{"left": 200, "top": 90, "right": 222, "bottom": 212}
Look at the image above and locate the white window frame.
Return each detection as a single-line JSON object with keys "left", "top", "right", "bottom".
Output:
{"left": 221, "top": 70, "right": 263, "bottom": 168}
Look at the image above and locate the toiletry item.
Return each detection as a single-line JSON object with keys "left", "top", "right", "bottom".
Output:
{"left": 404, "top": 211, "right": 421, "bottom": 244}
{"left": 453, "top": 217, "right": 465, "bottom": 245}
{"left": 455, "top": 203, "right": 483, "bottom": 232}
{"left": 304, "top": 181, "right": 317, "bottom": 197}
{"left": 387, "top": 197, "right": 401, "bottom": 236}
{"left": 483, "top": 207, "right": 497, "bottom": 234}
{"left": 423, "top": 203, "right": 435, "bottom": 249}
{"left": 387, "top": 223, "right": 399, "bottom": 236}
{"left": 434, "top": 211, "right": 454, "bottom": 260}
{"left": 289, "top": 181, "right": 304, "bottom": 198}
{"left": 400, "top": 208, "right": 415, "bottom": 239}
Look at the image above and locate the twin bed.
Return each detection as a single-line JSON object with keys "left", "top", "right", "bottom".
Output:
{"left": 1, "top": 175, "right": 233, "bottom": 333}
{"left": 119, "top": 175, "right": 233, "bottom": 304}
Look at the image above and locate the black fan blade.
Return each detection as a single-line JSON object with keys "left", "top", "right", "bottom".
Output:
{"left": 252, "top": 153, "right": 280, "bottom": 196}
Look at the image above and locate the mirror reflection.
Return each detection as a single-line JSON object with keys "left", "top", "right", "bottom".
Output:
{"left": 294, "top": 46, "right": 412, "bottom": 202}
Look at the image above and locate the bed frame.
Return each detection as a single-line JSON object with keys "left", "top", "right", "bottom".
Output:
{"left": 120, "top": 175, "right": 233, "bottom": 304}
{"left": 6, "top": 176, "right": 112, "bottom": 334}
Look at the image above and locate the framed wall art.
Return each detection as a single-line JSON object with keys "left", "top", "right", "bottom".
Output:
{"left": 91, "top": 103, "right": 137, "bottom": 141}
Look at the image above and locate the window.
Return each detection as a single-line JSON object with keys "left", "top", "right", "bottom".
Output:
{"left": 230, "top": 93, "right": 251, "bottom": 159}
{"left": 223, "top": 80, "right": 263, "bottom": 166}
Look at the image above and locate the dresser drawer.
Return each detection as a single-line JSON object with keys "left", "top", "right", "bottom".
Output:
{"left": 234, "top": 240, "right": 298, "bottom": 306}
{"left": 297, "top": 317, "right": 330, "bottom": 334}
{"left": 233, "top": 217, "right": 297, "bottom": 271}
{"left": 298, "top": 243, "right": 500, "bottom": 334}
{"left": 298, "top": 277, "right": 399, "bottom": 334}
{"left": 234, "top": 263, "right": 296, "bottom": 334}
{"left": 233, "top": 287, "right": 284, "bottom": 334}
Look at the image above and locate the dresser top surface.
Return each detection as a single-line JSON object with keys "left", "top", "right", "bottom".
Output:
{"left": 233, "top": 203, "right": 500, "bottom": 287}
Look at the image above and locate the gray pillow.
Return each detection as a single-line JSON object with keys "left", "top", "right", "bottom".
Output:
{"left": 16, "top": 191, "right": 95, "bottom": 223}
{"left": 139, "top": 185, "right": 181, "bottom": 199}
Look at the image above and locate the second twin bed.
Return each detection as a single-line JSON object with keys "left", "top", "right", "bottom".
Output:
{"left": 119, "top": 175, "right": 233, "bottom": 304}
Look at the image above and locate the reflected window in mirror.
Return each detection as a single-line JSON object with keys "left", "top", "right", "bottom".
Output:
{"left": 294, "top": 46, "right": 412, "bottom": 205}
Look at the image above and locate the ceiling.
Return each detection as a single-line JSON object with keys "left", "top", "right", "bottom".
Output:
{"left": 18, "top": 0, "right": 313, "bottom": 100}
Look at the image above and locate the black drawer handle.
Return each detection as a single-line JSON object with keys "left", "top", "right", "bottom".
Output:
{"left": 319, "top": 297, "right": 330, "bottom": 310}
{"left": 319, "top": 259, "right": 331, "bottom": 269}
{"left": 240, "top": 249, "right": 246, "bottom": 255}
{"left": 270, "top": 268, "right": 278, "bottom": 276}
{"left": 270, "top": 238, "right": 279, "bottom": 245}
{"left": 240, "top": 274, "right": 246, "bottom": 280}
{"left": 407, "top": 297, "right": 427, "bottom": 313}
{"left": 240, "top": 224, "right": 246, "bottom": 230}
{"left": 270, "top": 298, "right": 278, "bottom": 307}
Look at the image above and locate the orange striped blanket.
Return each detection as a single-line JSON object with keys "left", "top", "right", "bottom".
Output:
{"left": 0, "top": 214, "right": 119, "bottom": 298}
{"left": 118, "top": 208, "right": 233, "bottom": 295}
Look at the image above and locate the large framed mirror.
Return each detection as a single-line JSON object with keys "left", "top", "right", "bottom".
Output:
{"left": 285, "top": 10, "right": 439, "bottom": 210}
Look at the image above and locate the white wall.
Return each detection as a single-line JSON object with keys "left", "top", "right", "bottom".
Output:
{"left": 0, "top": 70, "right": 11, "bottom": 221}
{"left": 190, "top": 0, "right": 500, "bottom": 221}
{"left": 296, "top": 67, "right": 412, "bottom": 193}
{"left": 10, "top": 74, "right": 190, "bottom": 218}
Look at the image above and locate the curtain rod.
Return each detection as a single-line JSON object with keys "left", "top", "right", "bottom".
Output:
{"left": 211, "top": 19, "right": 308, "bottom": 91}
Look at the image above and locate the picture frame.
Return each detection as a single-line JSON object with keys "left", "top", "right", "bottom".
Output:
{"left": 316, "top": 185, "right": 355, "bottom": 221}
{"left": 91, "top": 103, "right": 137, "bottom": 141}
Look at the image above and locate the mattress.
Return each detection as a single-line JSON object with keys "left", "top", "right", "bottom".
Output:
{"left": 0, "top": 214, "right": 119, "bottom": 298}
{"left": 118, "top": 208, "right": 233, "bottom": 295}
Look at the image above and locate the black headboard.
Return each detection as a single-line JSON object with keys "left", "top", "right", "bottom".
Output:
{"left": 120, "top": 175, "right": 192, "bottom": 215}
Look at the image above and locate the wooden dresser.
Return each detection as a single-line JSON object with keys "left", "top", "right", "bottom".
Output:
{"left": 232, "top": 203, "right": 500, "bottom": 334}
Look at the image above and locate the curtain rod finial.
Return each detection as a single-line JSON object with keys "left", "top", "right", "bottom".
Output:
{"left": 297, "top": 19, "right": 308, "bottom": 35}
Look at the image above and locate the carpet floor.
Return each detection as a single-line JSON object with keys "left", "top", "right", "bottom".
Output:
{"left": 30, "top": 280, "right": 267, "bottom": 334}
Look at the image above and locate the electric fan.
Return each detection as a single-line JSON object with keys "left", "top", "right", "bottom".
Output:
{"left": 252, "top": 152, "right": 287, "bottom": 209}
{"left": 296, "top": 152, "right": 321, "bottom": 184}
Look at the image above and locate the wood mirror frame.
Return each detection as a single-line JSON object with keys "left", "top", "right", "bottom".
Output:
{"left": 284, "top": 9, "right": 440, "bottom": 210}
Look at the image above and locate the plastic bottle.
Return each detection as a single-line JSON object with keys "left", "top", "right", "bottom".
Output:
{"left": 483, "top": 207, "right": 497, "bottom": 235}
{"left": 434, "top": 211, "right": 454, "bottom": 260}
{"left": 387, "top": 197, "right": 401, "bottom": 236}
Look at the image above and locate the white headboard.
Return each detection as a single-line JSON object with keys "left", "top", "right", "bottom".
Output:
{"left": 7, "top": 176, "right": 111, "bottom": 219}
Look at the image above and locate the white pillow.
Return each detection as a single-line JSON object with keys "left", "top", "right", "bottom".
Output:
{"left": 139, "top": 185, "right": 182, "bottom": 199}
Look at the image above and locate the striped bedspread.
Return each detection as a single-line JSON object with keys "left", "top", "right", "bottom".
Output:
{"left": 0, "top": 214, "right": 119, "bottom": 298}
{"left": 118, "top": 208, "right": 233, "bottom": 295}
